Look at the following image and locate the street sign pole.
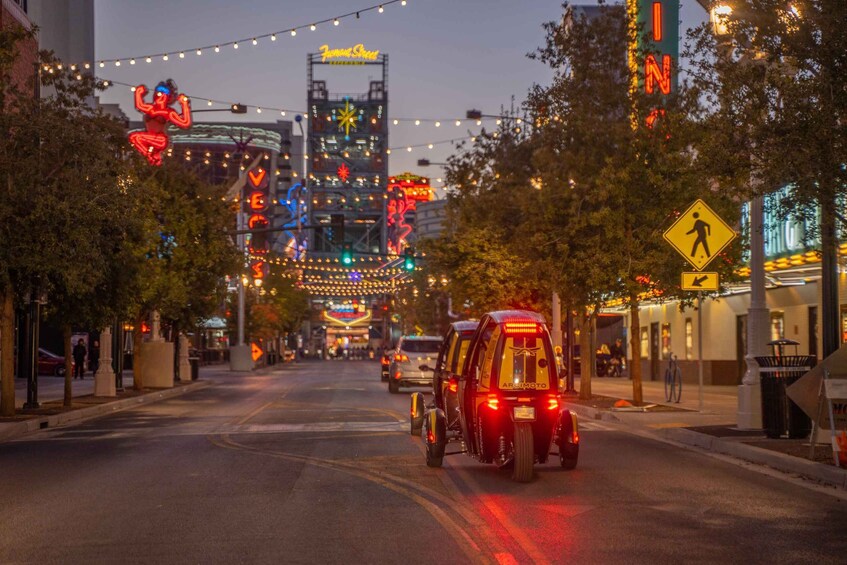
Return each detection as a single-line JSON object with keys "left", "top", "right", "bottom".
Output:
{"left": 698, "top": 292, "right": 704, "bottom": 412}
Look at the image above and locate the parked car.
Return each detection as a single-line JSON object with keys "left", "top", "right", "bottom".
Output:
{"left": 412, "top": 321, "right": 478, "bottom": 436}
{"left": 387, "top": 336, "right": 441, "bottom": 394}
{"left": 38, "top": 348, "right": 70, "bottom": 377}
{"left": 419, "top": 310, "right": 580, "bottom": 482}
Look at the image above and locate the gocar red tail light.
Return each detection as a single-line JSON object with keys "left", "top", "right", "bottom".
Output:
{"left": 503, "top": 322, "right": 543, "bottom": 335}
{"left": 487, "top": 394, "right": 500, "bottom": 410}
{"left": 448, "top": 377, "right": 458, "bottom": 393}
{"left": 547, "top": 396, "right": 559, "bottom": 411}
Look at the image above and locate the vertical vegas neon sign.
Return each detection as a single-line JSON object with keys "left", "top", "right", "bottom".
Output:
{"left": 245, "top": 166, "right": 270, "bottom": 281}
{"left": 628, "top": 0, "right": 678, "bottom": 124}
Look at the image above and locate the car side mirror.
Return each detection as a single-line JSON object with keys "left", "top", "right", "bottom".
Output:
{"left": 419, "top": 364, "right": 432, "bottom": 372}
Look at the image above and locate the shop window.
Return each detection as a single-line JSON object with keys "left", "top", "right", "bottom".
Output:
{"left": 661, "top": 323, "right": 671, "bottom": 359}
{"left": 840, "top": 305, "right": 847, "bottom": 343}
{"left": 640, "top": 327, "right": 649, "bottom": 358}
{"left": 685, "top": 318, "right": 693, "bottom": 361}
{"left": 770, "top": 311, "right": 785, "bottom": 341}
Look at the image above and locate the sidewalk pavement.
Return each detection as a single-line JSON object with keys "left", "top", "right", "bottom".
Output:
{"left": 0, "top": 366, "right": 230, "bottom": 443}
{"left": 564, "top": 376, "right": 847, "bottom": 490}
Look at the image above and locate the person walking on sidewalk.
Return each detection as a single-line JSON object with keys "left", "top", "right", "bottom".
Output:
{"left": 73, "top": 339, "right": 87, "bottom": 380}
{"left": 89, "top": 340, "right": 100, "bottom": 377}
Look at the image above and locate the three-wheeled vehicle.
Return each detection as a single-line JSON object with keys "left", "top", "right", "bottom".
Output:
{"left": 411, "top": 321, "right": 479, "bottom": 437}
{"left": 416, "top": 310, "right": 579, "bottom": 482}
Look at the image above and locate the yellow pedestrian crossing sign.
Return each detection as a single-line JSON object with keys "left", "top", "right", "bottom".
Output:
{"left": 681, "top": 272, "right": 719, "bottom": 291}
{"left": 663, "top": 199, "right": 736, "bottom": 271}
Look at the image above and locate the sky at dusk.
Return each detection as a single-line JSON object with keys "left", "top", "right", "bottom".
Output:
{"left": 94, "top": 1, "right": 710, "bottom": 186}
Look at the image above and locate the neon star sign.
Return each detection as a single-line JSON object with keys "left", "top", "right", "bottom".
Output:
{"left": 336, "top": 99, "right": 359, "bottom": 140}
{"left": 337, "top": 163, "right": 351, "bottom": 182}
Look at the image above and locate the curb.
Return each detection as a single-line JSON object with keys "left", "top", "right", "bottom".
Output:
{"left": 563, "top": 401, "right": 847, "bottom": 490}
{"left": 0, "top": 380, "right": 211, "bottom": 443}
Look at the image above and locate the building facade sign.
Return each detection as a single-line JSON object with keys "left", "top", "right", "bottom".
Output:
{"left": 319, "top": 44, "right": 380, "bottom": 64}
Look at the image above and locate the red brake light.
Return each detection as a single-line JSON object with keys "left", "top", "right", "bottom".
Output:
{"left": 487, "top": 394, "right": 500, "bottom": 410}
{"left": 547, "top": 395, "right": 559, "bottom": 411}
{"left": 394, "top": 353, "right": 409, "bottom": 362}
{"left": 448, "top": 377, "right": 458, "bottom": 393}
{"left": 504, "top": 322, "right": 542, "bottom": 335}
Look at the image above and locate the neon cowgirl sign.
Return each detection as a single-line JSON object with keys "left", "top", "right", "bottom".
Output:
{"left": 128, "top": 79, "right": 192, "bottom": 165}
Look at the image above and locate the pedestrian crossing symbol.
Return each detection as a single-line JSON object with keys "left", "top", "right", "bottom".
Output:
{"left": 663, "top": 199, "right": 736, "bottom": 271}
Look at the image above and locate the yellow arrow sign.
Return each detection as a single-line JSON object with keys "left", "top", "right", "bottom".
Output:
{"left": 664, "top": 199, "right": 736, "bottom": 271}
{"left": 681, "top": 272, "right": 719, "bottom": 291}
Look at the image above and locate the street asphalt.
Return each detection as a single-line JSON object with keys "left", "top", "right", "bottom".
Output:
{"left": 1, "top": 361, "right": 846, "bottom": 564}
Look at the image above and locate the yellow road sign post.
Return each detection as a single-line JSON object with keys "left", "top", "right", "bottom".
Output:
{"left": 663, "top": 199, "right": 736, "bottom": 271}
{"left": 681, "top": 272, "right": 719, "bottom": 291}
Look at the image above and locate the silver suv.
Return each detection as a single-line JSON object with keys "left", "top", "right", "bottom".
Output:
{"left": 388, "top": 336, "right": 442, "bottom": 394}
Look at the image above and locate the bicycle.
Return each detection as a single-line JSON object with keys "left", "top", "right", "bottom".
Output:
{"left": 664, "top": 354, "right": 682, "bottom": 403}
{"left": 608, "top": 357, "right": 624, "bottom": 378}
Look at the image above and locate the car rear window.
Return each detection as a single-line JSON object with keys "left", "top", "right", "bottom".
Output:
{"left": 401, "top": 340, "right": 442, "bottom": 353}
{"left": 497, "top": 335, "right": 552, "bottom": 391}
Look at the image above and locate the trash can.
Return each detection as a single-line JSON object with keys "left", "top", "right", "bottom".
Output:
{"left": 188, "top": 357, "right": 200, "bottom": 381}
{"left": 755, "top": 339, "right": 815, "bottom": 439}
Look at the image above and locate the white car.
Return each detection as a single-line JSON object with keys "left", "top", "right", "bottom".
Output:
{"left": 388, "top": 336, "right": 442, "bottom": 394}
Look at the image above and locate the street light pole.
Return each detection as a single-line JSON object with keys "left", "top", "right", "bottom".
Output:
{"left": 696, "top": 1, "right": 768, "bottom": 428}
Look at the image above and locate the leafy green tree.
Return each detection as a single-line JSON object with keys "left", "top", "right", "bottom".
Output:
{"left": 129, "top": 161, "right": 240, "bottom": 388}
{"left": 0, "top": 25, "right": 139, "bottom": 412}
{"left": 686, "top": 0, "right": 847, "bottom": 358}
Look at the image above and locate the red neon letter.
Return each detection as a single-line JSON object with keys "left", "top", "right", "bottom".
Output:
{"left": 645, "top": 54, "right": 672, "bottom": 95}
{"left": 248, "top": 168, "right": 267, "bottom": 188}
{"left": 652, "top": 2, "right": 663, "bottom": 42}
{"left": 248, "top": 192, "right": 266, "bottom": 211}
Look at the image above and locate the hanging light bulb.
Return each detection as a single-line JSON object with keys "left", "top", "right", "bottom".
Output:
{"left": 378, "top": 5, "right": 384, "bottom": 13}
{"left": 271, "top": 34, "right": 277, "bottom": 41}
{"left": 310, "top": 24, "right": 317, "bottom": 31}
{"left": 252, "top": 38, "right": 257, "bottom": 45}
{"left": 233, "top": 42, "right": 239, "bottom": 49}
{"left": 162, "top": 54, "right": 169, "bottom": 61}
{"left": 435, "top": 121, "right": 441, "bottom": 127}
{"left": 291, "top": 29, "right": 297, "bottom": 36}
{"left": 129, "top": 59, "right": 136, "bottom": 65}
{"left": 333, "top": 18, "right": 340, "bottom": 26}
{"left": 145, "top": 57, "right": 152, "bottom": 63}
{"left": 415, "top": 120, "right": 420, "bottom": 126}
{"left": 196, "top": 49, "right": 202, "bottom": 56}
{"left": 115, "top": 60, "right": 121, "bottom": 66}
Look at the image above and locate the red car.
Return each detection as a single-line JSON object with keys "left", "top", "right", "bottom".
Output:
{"left": 38, "top": 348, "right": 70, "bottom": 377}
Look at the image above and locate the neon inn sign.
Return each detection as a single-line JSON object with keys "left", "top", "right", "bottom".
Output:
{"left": 629, "top": 0, "right": 679, "bottom": 97}
{"left": 319, "top": 44, "right": 380, "bottom": 63}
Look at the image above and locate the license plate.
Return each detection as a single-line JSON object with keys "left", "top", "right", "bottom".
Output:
{"left": 514, "top": 406, "right": 535, "bottom": 420}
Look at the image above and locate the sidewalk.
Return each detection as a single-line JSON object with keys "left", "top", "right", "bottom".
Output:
{"left": 0, "top": 367, "right": 224, "bottom": 443}
{"left": 564, "top": 376, "right": 847, "bottom": 490}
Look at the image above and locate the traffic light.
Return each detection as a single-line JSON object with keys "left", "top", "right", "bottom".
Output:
{"left": 341, "top": 243, "right": 353, "bottom": 265}
{"left": 403, "top": 248, "right": 415, "bottom": 271}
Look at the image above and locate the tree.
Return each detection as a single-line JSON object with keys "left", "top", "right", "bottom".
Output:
{"left": 0, "top": 26, "right": 137, "bottom": 413}
{"left": 128, "top": 161, "right": 240, "bottom": 388}
{"left": 687, "top": 0, "right": 847, "bottom": 358}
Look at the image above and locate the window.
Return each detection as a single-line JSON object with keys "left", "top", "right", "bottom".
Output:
{"left": 497, "top": 334, "right": 552, "bottom": 391}
{"left": 640, "top": 327, "right": 649, "bottom": 358}
{"left": 770, "top": 311, "right": 785, "bottom": 341}
{"left": 400, "top": 339, "right": 442, "bottom": 353}
{"left": 661, "top": 324, "right": 671, "bottom": 359}
{"left": 685, "top": 318, "right": 693, "bottom": 361}
{"left": 841, "top": 306, "right": 847, "bottom": 344}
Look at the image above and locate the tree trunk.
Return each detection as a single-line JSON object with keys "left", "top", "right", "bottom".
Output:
{"left": 63, "top": 324, "right": 73, "bottom": 407}
{"left": 0, "top": 286, "right": 15, "bottom": 417}
{"left": 132, "top": 313, "right": 144, "bottom": 390}
{"left": 172, "top": 319, "right": 180, "bottom": 382}
{"left": 629, "top": 296, "right": 643, "bottom": 405}
{"left": 578, "top": 308, "right": 592, "bottom": 400}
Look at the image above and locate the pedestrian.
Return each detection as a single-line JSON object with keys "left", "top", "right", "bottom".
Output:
{"left": 89, "top": 339, "right": 100, "bottom": 376}
{"left": 72, "top": 338, "right": 86, "bottom": 380}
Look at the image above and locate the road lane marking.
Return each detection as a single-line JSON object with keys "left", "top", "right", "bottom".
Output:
{"left": 209, "top": 434, "right": 491, "bottom": 564}
{"left": 236, "top": 400, "right": 275, "bottom": 426}
{"left": 231, "top": 422, "right": 406, "bottom": 434}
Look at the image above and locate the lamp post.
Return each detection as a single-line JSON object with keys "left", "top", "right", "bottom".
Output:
{"left": 697, "top": 1, "right": 768, "bottom": 429}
